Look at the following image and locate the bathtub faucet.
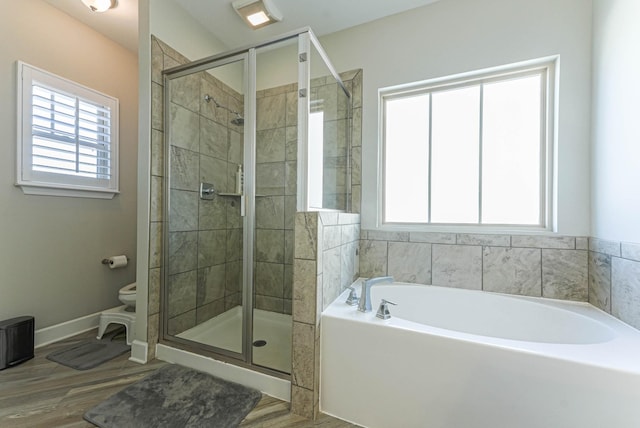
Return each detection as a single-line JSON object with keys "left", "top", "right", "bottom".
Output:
{"left": 358, "top": 276, "right": 394, "bottom": 312}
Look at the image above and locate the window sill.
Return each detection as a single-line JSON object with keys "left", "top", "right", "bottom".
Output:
{"left": 376, "top": 223, "right": 554, "bottom": 236}
{"left": 16, "top": 183, "right": 119, "bottom": 199}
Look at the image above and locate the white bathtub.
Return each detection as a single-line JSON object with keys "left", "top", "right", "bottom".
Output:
{"left": 320, "top": 281, "right": 640, "bottom": 428}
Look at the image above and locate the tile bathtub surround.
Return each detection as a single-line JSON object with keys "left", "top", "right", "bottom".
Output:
{"left": 360, "top": 230, "right": 589, "bottom": 301}
{"left": 361, "top": 230, "right": 640, "bottom": 331}
{"left": 292, "top": 212, "right": 360, "bottom": 419}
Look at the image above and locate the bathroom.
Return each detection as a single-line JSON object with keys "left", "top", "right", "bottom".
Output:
{"left": 1, "top": 0, "right": 640, "bottom": 426}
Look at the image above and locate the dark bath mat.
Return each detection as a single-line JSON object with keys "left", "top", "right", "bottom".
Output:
{"left": 84, "top": 364, "right": 262, "bottom": 428}
{"left": 46, "top": 328, "right": 130, "bottom": 370}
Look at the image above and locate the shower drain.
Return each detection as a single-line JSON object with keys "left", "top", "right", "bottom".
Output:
{"left": 252, "top": 340, "right": 267, "bottom": 347}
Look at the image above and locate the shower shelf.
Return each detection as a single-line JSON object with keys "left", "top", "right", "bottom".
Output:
{"left": 217, "top": 192, "right": 242, "bottom": 197}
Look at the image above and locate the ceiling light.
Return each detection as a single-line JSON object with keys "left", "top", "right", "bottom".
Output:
{"left": 232, "top": 0, "right": 282, "bottom": 29}
{"left": 81, "top": 0, "right": 117, "bottom": 13}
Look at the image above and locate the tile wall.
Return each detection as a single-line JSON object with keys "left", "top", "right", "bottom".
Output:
{"left": 291, "top": 212, "right": 360, "bottom": 419}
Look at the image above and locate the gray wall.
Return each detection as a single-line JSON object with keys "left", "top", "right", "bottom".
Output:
{"left": 0, "top": 1, "right": 138, "bottom": 329}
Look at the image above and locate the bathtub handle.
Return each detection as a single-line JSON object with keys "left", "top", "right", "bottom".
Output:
{"left": 346, "top": 287, "right": 359, "bottom": 306}
{"left": 376, "top": 299, "right": 397, "bottom": 320}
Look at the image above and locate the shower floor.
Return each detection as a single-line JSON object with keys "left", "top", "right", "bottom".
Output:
{"left": 177, "top": 306, "right": 292, "bottom": 374}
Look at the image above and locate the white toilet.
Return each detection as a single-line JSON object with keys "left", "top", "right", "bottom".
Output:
{"left": 97, "top": 282, "right": 137, "bottom": 345}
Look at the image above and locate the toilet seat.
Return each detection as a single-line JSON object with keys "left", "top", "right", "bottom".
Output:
{"left": 120, "top": 282, "right": 136, "bottom": 294}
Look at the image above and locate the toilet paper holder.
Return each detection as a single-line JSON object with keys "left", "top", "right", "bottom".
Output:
{"left": 101, "top": 256, "right": 129, "bottom": 265}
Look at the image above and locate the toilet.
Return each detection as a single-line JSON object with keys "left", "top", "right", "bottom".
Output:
{"left": 96, "top": 282, "right": 136, "bottom": 345}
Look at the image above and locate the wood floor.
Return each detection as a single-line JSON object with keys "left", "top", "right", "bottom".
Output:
{"left": 0, "top": 329, "right": 357, "bottom": 427}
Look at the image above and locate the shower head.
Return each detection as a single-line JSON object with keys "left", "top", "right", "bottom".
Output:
{"left": 204, "top": 94, "right": 244, "bottom": 126}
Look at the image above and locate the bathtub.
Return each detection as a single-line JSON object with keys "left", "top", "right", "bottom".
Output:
{"left": 320, "top": 281, "right": 640, "bottom": 428}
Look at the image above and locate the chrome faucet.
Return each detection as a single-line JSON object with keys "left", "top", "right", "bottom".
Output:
{"left": 358, "top": 276, "right": 394, "bottom": 312}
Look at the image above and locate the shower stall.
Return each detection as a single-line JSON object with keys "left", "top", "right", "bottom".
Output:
{"left": 160, "top": 29, "right": 351, "bottom": 377}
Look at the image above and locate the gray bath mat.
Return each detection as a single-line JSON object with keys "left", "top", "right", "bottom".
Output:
{"left": 84, "top": 364, "right": 262, "bottom": 428}
{"left": 46, "top": 329, "right": 130, "bottom": 370}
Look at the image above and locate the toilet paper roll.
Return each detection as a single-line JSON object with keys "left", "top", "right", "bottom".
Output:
{"left": 108, "top": 255, "right": 128, "bottom": 269}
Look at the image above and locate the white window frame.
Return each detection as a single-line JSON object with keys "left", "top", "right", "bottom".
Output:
{"left": 378, "top": 57, "right": 557, "bottom": 233}
{"left": 16, "top": 61, "right": 119, "bottom": 199}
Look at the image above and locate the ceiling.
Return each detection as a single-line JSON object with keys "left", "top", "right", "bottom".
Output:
{"left": 45, "top": 0, "right": 441, "bottom": 53}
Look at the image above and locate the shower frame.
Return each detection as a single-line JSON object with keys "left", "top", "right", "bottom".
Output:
{"left": 160, "top": 27, "right": 350, "bottom": 378}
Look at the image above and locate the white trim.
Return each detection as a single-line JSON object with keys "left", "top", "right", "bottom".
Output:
{"left": 34, "top": 308, "right": 114, "bottom": 348}
{"left": 156, "top": 344, "right": 291, "bottom": 401}
{"left": 129, "top": 339, "right": 149, "bottom": 364}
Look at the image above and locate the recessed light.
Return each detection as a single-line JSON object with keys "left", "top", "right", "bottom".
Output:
{"left": 81, "top": 0, "right": 117, "bottom": 13}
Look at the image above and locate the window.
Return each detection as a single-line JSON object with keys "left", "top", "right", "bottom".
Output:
{"left": 381, "top": 59, "right": 555, "bottom": 230}
{"left": 17, "top": 62, "right": 119, "bottom": 199}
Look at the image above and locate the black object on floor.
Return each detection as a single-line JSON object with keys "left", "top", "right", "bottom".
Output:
{"left": 46, "top": 328, "right": 129, "bottom": 370}
{"left": 84, "top": 364, "right": 262, "bottom": 428}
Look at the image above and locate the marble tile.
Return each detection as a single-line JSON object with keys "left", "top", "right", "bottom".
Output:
{"left": 285, "top": 126, "right": 297, "bottom": 161}
{"left": 256, "top": 262, "right": 284, "bottom": 298}
{"left": 589, "top": 251, "right": 611, "bottom": 312}
{"left": 351, "top": 146, "right": 361, "bottom": 186}
{"left": 200, "top": 79, "right": 228, "bottom": 125}
{"left": 458, "top": 233, "right": 510, "bottom": 247}
{"left": 197, "top": 264, "right": 226, "bottom": 306}
{"left": 285, "top": 161, "right": 297, "bottom": 196}
{"left": 151, "top": 82, "right": 164, "bottom": 132}
{"left": 323, "top": 226, "right": 342, "bottom": 250}
{"left": 167, "top": 270, "right": 198, "bottom": 317}
{"left": 170, "top": 72, "right": 200, "bottom": 112}
{"left": 576, "top": 237, "right": 589, "bottom": 250}
{"left": 290, "top": 385, "right": 314, "bottom": 419}
{"left": 293, "top": 259, "right": 317, "bottom": 324}
{"left": 352, "top": 107, "right": 362, "bottom": 148}
{"left": 388, "top": 242, "right": 432, "bottom": 284}
{"left": 359, "top": 240, "right": 388, "bottom": 278}
{"left": 228, "top": 130, "right": 243, "bottom": 165}
{"left": 151, "top": 38, "right": 164, "bottom": 84}
{"left": 432, "top": 245, "right": 482, "bottom": 290}
{"left": 589, "top": 237, "right": 621, "bottom": 257}
{"left": 295, "top": 212, "right": 318, "bottom": 261}
{"left": 199, "top": 155, "right": 228, "bottom": 194}
{"left": 200, "top": 117, "right": 228, "bottom": 161}
{"left": 621, "top": 242, "right": 640, "bottom": 262}
{"left": 483, "top": 247, "right": 541, "bottom": 296}
{"left": 150, "top": 176, "right": 163, "bottom": 223}
{"left": 257, "top": 93, "right": 286, "bottom": 130}
{"left": 167, "top": 309, "right": 196, "bottom": 336}
{"left": 351, "top": 185, "right": 361, "bottom": 214}
{"left": 319, "top": 212, "right": 339, "bottom": 226}
{"left": 147, "top": 313, "right": 159, "bottom": 355}
{"left": 256, "top": 162, "right": 285, "bottom": 196}
{"left": 148, "top": 268, "right": 161, "bottom": 315}
{"left": 226, "top": 228, "right": 243, "bottom": 262}
{"left": 341, "top": 224, "right": 360, "bottom": 245}
{"left": 168, "top": 231, "right": 198, "bottom": 274}
{"left": 409, "top": 232, "right": 456, "bottom": 244}
{"left": 511, "top": 235, "right": 575, "bottom": 249}
{"left": 338, "top": 213, "right": 360, "bottom": 225}
{"left": 322, "top": 247, "right": 342, "bottom": 309}
{"left": 169, "top": 103, "right": 199, "bottom": 152}
{"left": 541, "top": 250, "right": 588, "bottom": 301}
{"left": 284, "top": 264, "right": 293, "bottom": 299}
{"left": 285, "top": 91, "right": 298, "bottom": 127}
{"left": 197, "top": 230, "right": 227, "bottom": 268}
{"left": 199, "top": 196, "right": 227, "bottom": 230}
{"left": 292, "top": 322, "right": 315, "bottom": 390}
{"left": 226, "top": 198, "right": 243, "bottom": 229}
{"left": 257, "top": 128, "right": 286, "bottom": 163}
{"left": 225, "top": 260, "right": 242, "bottom": 295}
{"left": 151, "top": 129, "right": 164, "bottom": 177}
{"left": 366, "top": 230, "right": 409, "bottom": 242}
{"left": 170, "top": 146, "right": 199, "bottom": 191}
{"left": 196, "top": 299, "right": 225, "bottom": 324}
{"left": 256, "top": 229, "right": 285, "bottom": 263}
{"left": 254, "top": 295, "right": 284, "bottom": 313}
{"left": 284, "top": 195, "right": 297, "bottom": 230}
{"left": 149, "top": 222, "right": 163, "bottom": 269}
{"left": 285, "top": 230, "right": 295, "bottom": 265}
{"left": 341, "top": 241, "right": 358, "bottom": 290}
{"left": 351, "top": 71, "right": 363, "bottom": 110}
{"left": 612, "top": 257, "right": 640, "bottom": 330}
{"left": 283, "top": 299, "right": 292, "bottom": 315}
{"left": 169, "top": 190, "right": 198, "bottom": 231}
{"left": 256, "top": 196, "right": 285, "bottom": 230}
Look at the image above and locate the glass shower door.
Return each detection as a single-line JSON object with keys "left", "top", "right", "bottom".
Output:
{"left": 164, "top": 53, "right": 248, "bottom": 359}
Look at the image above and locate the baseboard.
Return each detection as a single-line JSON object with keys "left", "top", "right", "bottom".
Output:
{"left": 129, "top": 339, "right": 148, "bottom": 364}
{"left": 156, "top": 344, "right": 291, "bottom": 401}
{"left": 34, "top": 307, "right": 120, "bottom": 348}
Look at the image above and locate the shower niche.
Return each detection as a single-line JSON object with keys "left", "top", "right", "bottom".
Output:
{"left": 161, "top": 30, "right": 351, "bottom": 376}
